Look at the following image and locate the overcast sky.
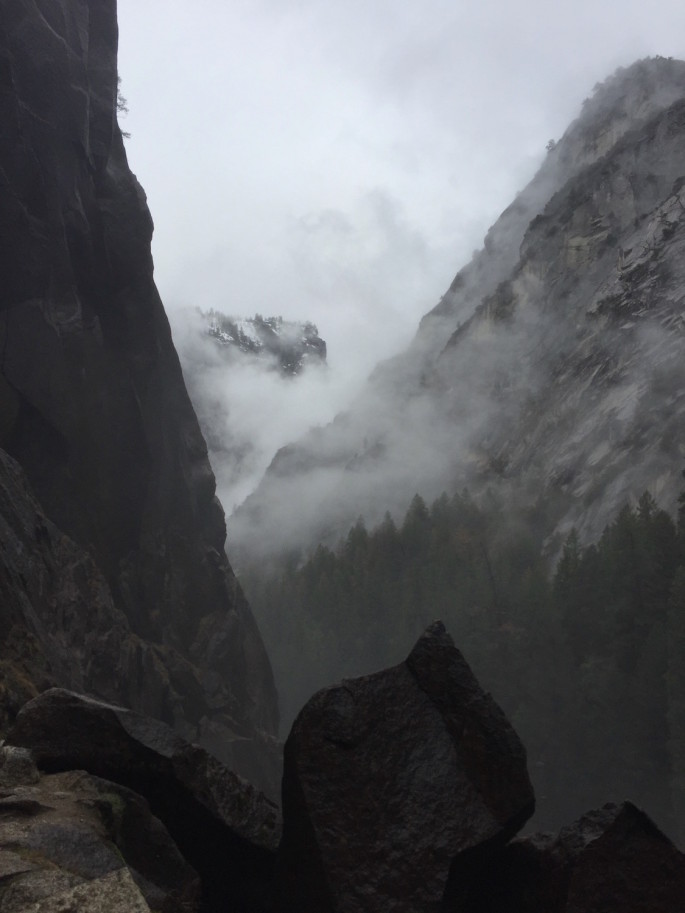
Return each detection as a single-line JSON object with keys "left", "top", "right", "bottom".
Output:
{"left": 116, "top": 0, "right": 685, "bottom": 391}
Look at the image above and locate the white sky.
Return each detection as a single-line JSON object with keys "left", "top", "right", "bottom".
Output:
{"left": 116, "top": 0, "right": 685, "bottom": 388}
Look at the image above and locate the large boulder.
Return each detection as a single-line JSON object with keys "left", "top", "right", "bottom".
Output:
{"left": 484, "top": 802, "right": 685, "bottom": 913}
{"left": 0, "top": 0, "right": 278, "bottom": 790}
{"left": 277, "top": 621, "right": 534, "bottom": 912}
{"left": 7, "top": 688, "right": 281, "bottom": 911}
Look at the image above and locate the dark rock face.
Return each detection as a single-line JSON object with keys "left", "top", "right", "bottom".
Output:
{"left": 5, "top": 634, "right": 685, "bottom": 910}
{"left": 484, "top": 802, "right": 685, "bottom": 913}
{"left": 0, "top": 447, "right": 204, "bottom": 735}
{"left": 0, "top": 0, "right": 278, "bottom": 787}
{"left": 278, "top": 622, "right": 534, "bottom": 912}
{"left": 7, "top": 688, "right": 280, "bottom": 912}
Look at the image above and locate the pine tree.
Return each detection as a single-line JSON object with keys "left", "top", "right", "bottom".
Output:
{"left": 667, "top": 566, "right": 685, "bottom": 844}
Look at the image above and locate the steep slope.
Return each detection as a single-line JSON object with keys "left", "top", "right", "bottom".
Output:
{"left": 0, "top": 0, "right": 278, "bottom": 790}
{"left": 233, "top": 57, "right": 685, "bottom": 559}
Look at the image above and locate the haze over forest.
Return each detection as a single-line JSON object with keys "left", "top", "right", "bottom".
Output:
{"left": 115, "top": 1, "right": 685, "bottom": 529}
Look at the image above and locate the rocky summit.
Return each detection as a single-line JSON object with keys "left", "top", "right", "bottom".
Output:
{"left": 7, "top": 688, "right": 280, "bottom": 911}
{"left": 204, "top": 311, "right": 326, "bottom": 377}
{"left": 475, "top": 802, "right": 685, "bottom": 913}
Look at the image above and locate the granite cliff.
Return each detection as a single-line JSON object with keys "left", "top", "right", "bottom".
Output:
{"left": 0, "top": 0, "right": 278, "bottom": 792}
{"left": 232, "top": 57, "right": 685, "bottom": 559}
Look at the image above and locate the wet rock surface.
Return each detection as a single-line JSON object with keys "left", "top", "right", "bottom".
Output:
{"left": 277, "top": 622, "right": 535, "bottom": 912}
{"left": 0, "top": 447, "right": 198, "bottom": 738}
{"left": 0, "top": 746, "right": 197, "bottom": 912}
{"left": 2, "top": 629, "right": 685, "bottom": 911}
{"left": 7, "top": 689, "right": 280, "bottom": 912}
{"left": 21, "top": 869, "right": 152, "bottom": 913}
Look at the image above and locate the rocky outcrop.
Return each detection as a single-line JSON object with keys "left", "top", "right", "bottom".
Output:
{"left": 7, "top": 688, "right": 280, "bottom": 912}
{"left": 3, "top": 628, "right": 684, "bottom": 911}
{"left": 0, "top": 0, "right": 278, "bottom": 787}
{"left": 0, "top": 746, "right": 198, "bottom": 913}
{"left": 475, "top": 802, "right": 685, "bottom": 913}
{"left": 175, "top": 309, "right": 327, "bottom": 518}
{"left": 203, "top": 312, "right": 326, "bottom": 376}
{"left": 277, "top": 622, "right": 534, "bottom": 912}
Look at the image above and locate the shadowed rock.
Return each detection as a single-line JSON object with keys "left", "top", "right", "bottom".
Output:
{"left": 0, "top": 446, "right": 280, "bottom": 797}
{"left": 277, "top": 621, "right": 534, "bottom": 912}
{"left": 0, "top": 0, "right": 278, "bottom": 794}
{"left": 7, "top": 688, "right": 280, "bottom": 912}
{"left": 482, "top": 802, "right": 685, "bottom": 913}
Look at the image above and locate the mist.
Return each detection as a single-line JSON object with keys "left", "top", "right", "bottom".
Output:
{"left": 155, "top": 45, "right": 685, "bottom": 852}
{"left": 117, "top": 1, "right": 685, "bottom": 479}
{"left": 219, "top": 58, "right": 685, "bottom": 567}
{"left": 114, "top": 1, "right": 685, "bottom": 568}
{"left": 167, "top": 187, "right": 469, "bottom": 530}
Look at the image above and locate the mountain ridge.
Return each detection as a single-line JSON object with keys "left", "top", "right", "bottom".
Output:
{"left": 231, "top": 56, "right": 685, "bottom": 562}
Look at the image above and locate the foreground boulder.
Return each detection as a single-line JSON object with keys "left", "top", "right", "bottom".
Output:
{"left": 481, "top": 802, "right": 685, "bottom": 913}
{"left": 278, "top": 621, "right": 534, "bottom": 912}
{"left": 0, "top": 744, "right": 197, "bottom": 912}
{"left": 7, "top": 689, "right": 280, "bottom": 912}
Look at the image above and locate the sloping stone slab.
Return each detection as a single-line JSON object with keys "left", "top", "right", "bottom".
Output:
{"left": 278, "top": 621, "right": 534, "bottom": 912}
{"left": 0, "top": 768, "right": 199, "bottom": 913}
{"left": 8, "top": 688, "right": 280, "bottom": 911}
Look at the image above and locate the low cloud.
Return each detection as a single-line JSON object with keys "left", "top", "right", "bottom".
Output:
{"left": 171, "top": 308, "right": 370, "bottom": 515}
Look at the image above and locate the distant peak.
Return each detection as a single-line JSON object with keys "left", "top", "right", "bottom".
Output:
{"left": 201, "top": 309, "right": 327, "bottom": 376}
